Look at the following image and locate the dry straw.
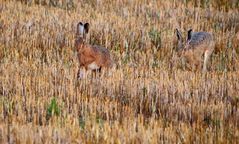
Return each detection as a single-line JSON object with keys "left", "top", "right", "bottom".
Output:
{"left": 0, "top": 0, "right": 239, "bottom": 143}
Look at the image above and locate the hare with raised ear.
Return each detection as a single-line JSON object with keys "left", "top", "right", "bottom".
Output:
{"left": 175, "top": 28, "right": 215, "bottom": 72}
{"left": 75, "top": 22, "right": 114, "bottom": 79}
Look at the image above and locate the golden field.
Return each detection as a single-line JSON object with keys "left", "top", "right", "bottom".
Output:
{"left": 0, "top": 0, "right": 239, "bottom": 143}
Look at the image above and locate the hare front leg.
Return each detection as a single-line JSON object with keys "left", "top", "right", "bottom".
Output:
{"left": 203, "top": 50, "right": 213, "bottom": 72}
{"left": 77, "top": 66, "right": 87, "bottom": 79}
{"left": 193, "top": 55, "right": 202, "bottom": 72}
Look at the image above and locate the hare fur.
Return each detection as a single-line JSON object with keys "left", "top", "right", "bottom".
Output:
{"left": 75, "top": 22, "right": 113, "bottom": 79}
{"left": 176, "top": 29, "right": 215, "bottom": 72}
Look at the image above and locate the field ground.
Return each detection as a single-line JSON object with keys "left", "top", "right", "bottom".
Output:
{"left": 0, "top": 0, "right": 239, "bottom": 143}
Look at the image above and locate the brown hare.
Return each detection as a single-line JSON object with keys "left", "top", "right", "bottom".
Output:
{"left": 75, "top": 22, "right": 113, "bottom": 79}
{"left": 175, "top": 28, "right": 215, "bottom": 72}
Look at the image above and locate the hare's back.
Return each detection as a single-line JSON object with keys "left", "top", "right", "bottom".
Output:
{"left": 189, "top": 32, "right": 213, "bottom": 47}
{"left": 91, "top": 45, "right": 113, "bottom": 66}
{"left": 92, "top": 45, "right": 111, "bottom": 57}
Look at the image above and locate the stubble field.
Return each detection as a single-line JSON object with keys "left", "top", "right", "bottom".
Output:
{"left": 0, "top": 0, "right": 239, "bottom": 143}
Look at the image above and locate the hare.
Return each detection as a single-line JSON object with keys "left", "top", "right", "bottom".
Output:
{"left": 75, "top": 22, "right": 113, "bottom": 79}
{"left": 175, "top": 28, "right": 215, "bottom": 72}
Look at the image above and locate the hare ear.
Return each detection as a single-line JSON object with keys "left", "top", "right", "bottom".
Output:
{"left": 175, "top": 28, "right": 183, "bottom": 51}
{"left": 187, "top": 29, "right": 193, "bottom": 41}
{"left": 176, "top": 28, "right": 182, "bottom": 41}
{"left": 77, "top": 22, "right": 84, "bottom": 35}
{"left": 84, "top": 23, "right": 90, "bottom": 34}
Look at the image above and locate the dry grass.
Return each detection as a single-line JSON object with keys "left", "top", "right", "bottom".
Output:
{"left": 0, "top": 0, "right": 239, "bottom": 143}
